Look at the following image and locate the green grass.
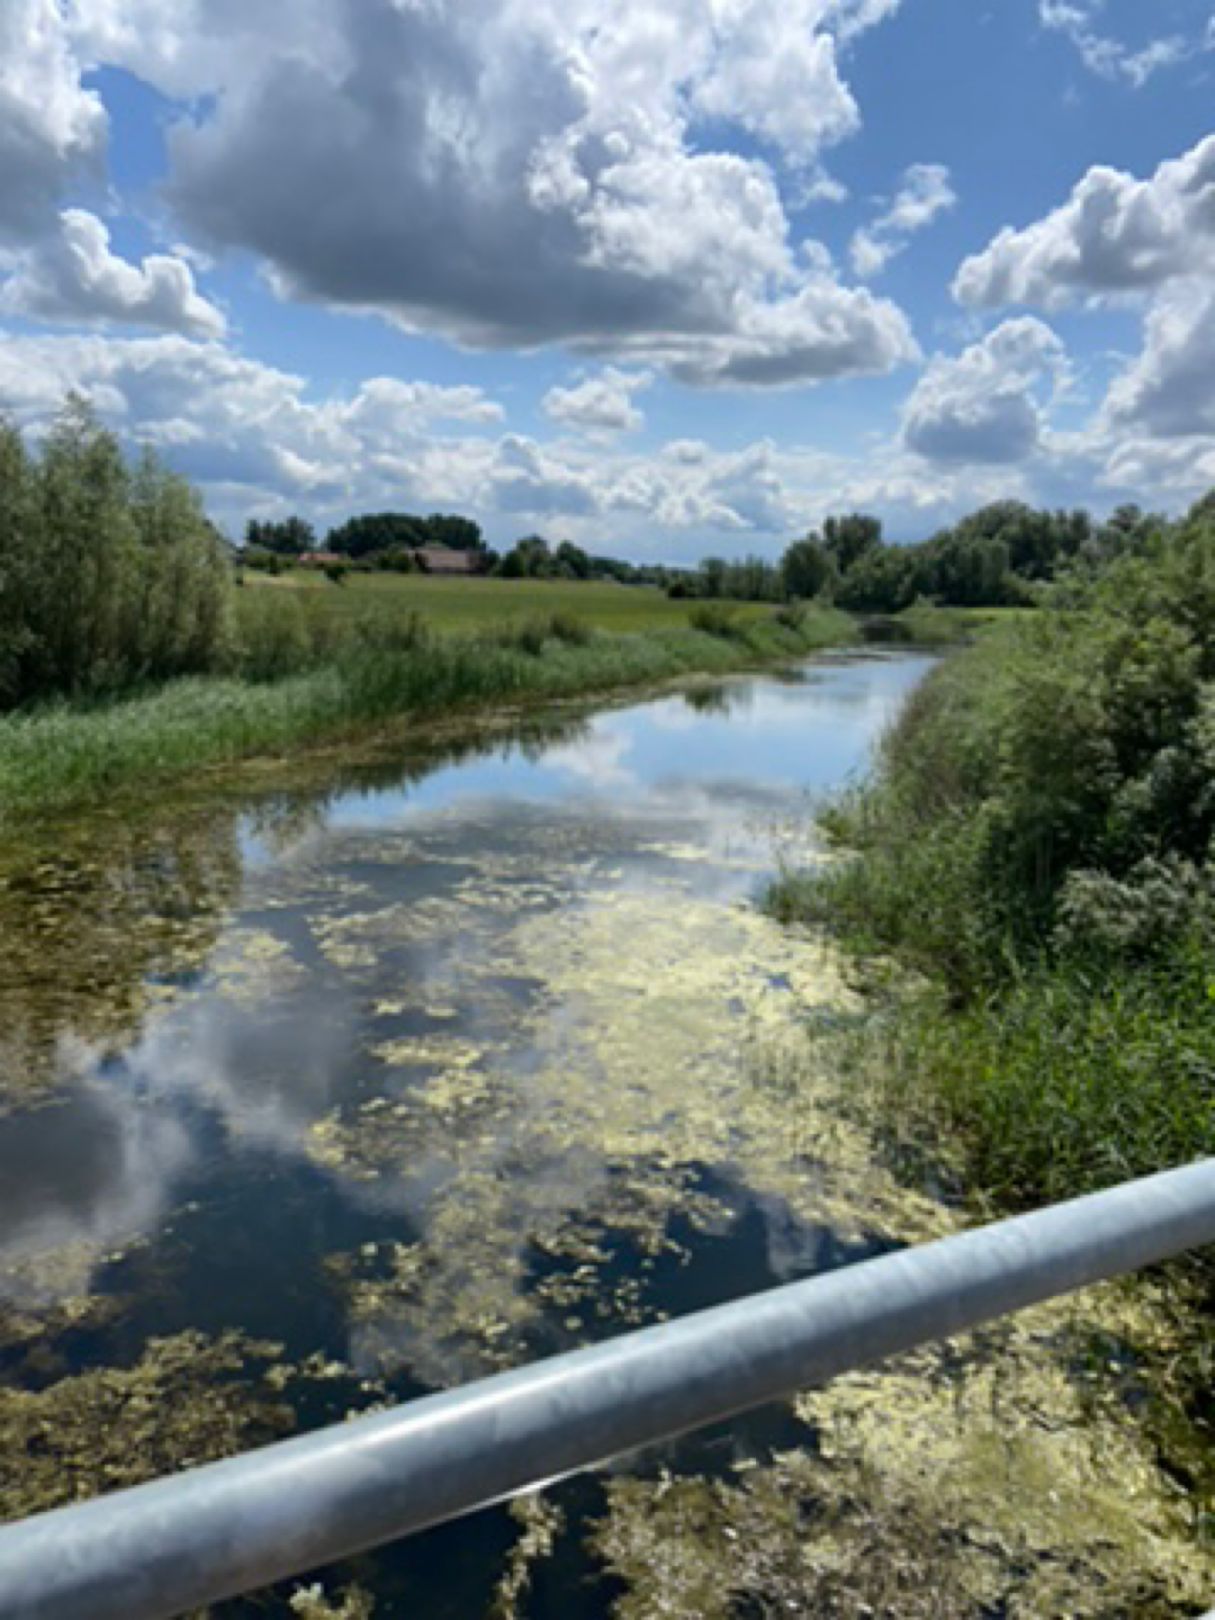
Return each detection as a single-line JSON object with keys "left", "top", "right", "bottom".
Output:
{"left": 0, "top": 605, "right": 855, "bottom": 823}
{"left": 238, "top": 572, "right": 775, "bottom": 635}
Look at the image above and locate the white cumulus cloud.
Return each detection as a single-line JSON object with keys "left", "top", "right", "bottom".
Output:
{"left": 902, "top": 317, "right": 1069, "bottom": 465}
{"left": 543, "top": 369, "right": 653, "bottom": 435}
{"left": 0, "top": 210, "right": 226, "bottom": 337}
{"left": 48, "top": 0, "right": 917, "bottom": 390}
{"left": 1100, "top": 278, "right": 1215, "bottom": 443}
{"left": 0, "top": 0, "right": 106, "bottom": 242}
{"left": 954, "top": 134, "right": 1215, "bottom": 309}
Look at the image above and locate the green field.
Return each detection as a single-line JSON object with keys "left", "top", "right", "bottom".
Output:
{"left": 240, "top": 572, "right": 772, "bottom": 634}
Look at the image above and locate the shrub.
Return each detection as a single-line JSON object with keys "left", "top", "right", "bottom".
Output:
{"left": 233, "top": 590, "right": 313, "bottom": 681}
{"left": 546, "top": 611, "right": 593, "bottom": 646}
{"left": 689, "top": 602, "right": 742, "bottom": 637}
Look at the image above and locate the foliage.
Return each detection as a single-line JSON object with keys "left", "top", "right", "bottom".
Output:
{"left": 691, "top": 554, "right": 784, "bottom": 603}
{"left": 0, "top": 401, "right": 234, "bottom": 708}
{"left": 780, "top": 536, "right": 834, "bottom": 600}
{"left": 776, "top": 502, "right": 1109, "bottom": 616}
{"left": 326, "top": 511, "right": 429, "bottom": 557}
{"left": 823, "top": 511, "right": 883, "bottom": 574}
{"left": 424, "top": 511, "right": 484, "bottom": 551}
{"left": 0, "top": 602, "right": 854, "bottom": 821}
{"left": 245, "top": 515, "right": 315, "bottom": 555}
{"left": 689, "top": 601, "right": 743, "bottom": 636}
{"left": 774, "top": 496, "right": 1215, "bottom": 1209}
{"left": 324, "top": 510, "right": 484, "bottom": 559}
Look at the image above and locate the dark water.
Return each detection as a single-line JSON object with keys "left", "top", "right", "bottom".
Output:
{"left": 0, "top": 651, "right": 936, "bottom": 1616}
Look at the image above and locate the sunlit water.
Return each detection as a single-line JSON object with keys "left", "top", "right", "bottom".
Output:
{"left": 7, "top": 650, "right": 1200, "bottom": 1619}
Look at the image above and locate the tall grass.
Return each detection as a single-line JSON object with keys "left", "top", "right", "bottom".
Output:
{"left": 0, "top": 603, "right": 855, "bottom": 822}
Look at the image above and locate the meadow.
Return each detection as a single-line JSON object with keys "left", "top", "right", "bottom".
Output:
{"left": 237, "top": 571, "right": 774, "bottom": 635}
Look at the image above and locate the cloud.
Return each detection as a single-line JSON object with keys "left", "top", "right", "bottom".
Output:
{"left": 1098, "top": 431, "right": 1215, "bottom": 502}
{"left": 487, "top": 435, "right": 602, "bottom": 516}
{"left": 850, "top": 162, "right": 956, "bottom": 278}
{"left": 1100, "top": 278, "right": 1215, "bottom": 442}
{"left": 0, "top": 321, "right": 942, "bottom": 543}
{"left": 0, "top": 209, "right": 226, "bottom": 336}
{"left": 0, "top": 327, "right": 506, "bottom": 501}
{"left": 952, "top": 130, "right": 1215, "bottom": 504}
{"left": 689, "top": 0, "right": 863, "bottom": 165}
{"left": 613, "top": 278, "right": 919, "bottom": 387}
{"left": 543, "top": 368, "right": 653, "bottom": 435}
{"left": 902, "top": 317, "right": 1069, "bottom": 465}
{"left": 51, "top": 0, "right": 916, "bottom": 389}
{"left": 2, "top": 312, "right": 1201, "bottom": 556}
{"left": 954, "top": 134, "right": 1215, "bottom": 309}
{"left": 1038, "top": 1, "right": 1202, "bottom": 87}
{"left": 0, "top": 0, "right": 106, "bottom": 242}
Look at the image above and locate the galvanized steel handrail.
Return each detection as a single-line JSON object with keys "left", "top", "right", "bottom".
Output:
{"left": 1, "top": 1158, "right": 1214, "bottom": 1620}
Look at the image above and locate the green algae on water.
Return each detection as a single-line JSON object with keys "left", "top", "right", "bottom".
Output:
{"left": 0, "top": 1331, "right": 295, "bottom": 1522}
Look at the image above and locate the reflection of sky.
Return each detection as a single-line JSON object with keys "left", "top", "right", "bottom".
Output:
{"left": 0, "top": 652, "right": 935, "bottom": 1308}
{"left": 323, "top": 653, "right": 935, "bottom": 833}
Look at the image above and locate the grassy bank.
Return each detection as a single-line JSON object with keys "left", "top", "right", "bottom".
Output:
{"left": 771, "top": 510, "right": 1215, "bottom": 1488}
{"left": 772, "top": 606, "right": 1215, "bottom": 1205}
{"left": 0, "top": 604, "right": 856, "bottom": 822}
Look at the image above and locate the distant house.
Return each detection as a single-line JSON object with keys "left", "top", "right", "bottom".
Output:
{"left": 299, "top": 550, "right": 343, "bottom": 567}
{"left": 416, "top": 547, "right": 481, "bottom": 576}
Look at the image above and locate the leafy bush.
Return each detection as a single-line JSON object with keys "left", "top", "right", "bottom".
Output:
{"left": 545, "top": 611, "right": 593, "bottom": 646}
{"left": 777, "top": 500, "right": 1215, "bottom": 1208}
{"left": 689, "top": 602, "right": 742, "bottom": 637}
{"left": 0, "top": 401, "right": 234, "bottom": 706}
{"left": 773, "top": 601, "right": 809, "bottom": 631}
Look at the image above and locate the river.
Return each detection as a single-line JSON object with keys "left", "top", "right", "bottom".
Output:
{"left": 0, "top": 649, "right": 1207, "bottom": 1619}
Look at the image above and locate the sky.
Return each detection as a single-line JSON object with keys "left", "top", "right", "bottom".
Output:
{"left": 0, "top": 0, "right": 1213, "bottom": 562}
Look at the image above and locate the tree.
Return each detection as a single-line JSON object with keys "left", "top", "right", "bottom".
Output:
{"left": 822, "top": 513, "right": 882, "bottom": 575}
{"left": 0, "top": 400, "right": 232, "bottom": 706}
{"left": 699, "top": 557, "right": 727, "bottom": 598}
{"left": 556, "top": 540, "right": 591, "bottom": 579}
{"left": 0, "top": 418, "right": 39, "bottom": 704}
{"left": 426, "top": 513, "right": 484, "bottom": 551}
{"left": 496, "top": 535, "right": 553, "bottom": 578}
{"left": 781, "top": 537, "right": 833, "bottom": 600}
{"left": 835, "top": 546, "right": 918, "bottom": 613}
{"left": 326, "top": 512, "right": 429, "bottom": 558}
{"left": 245, "top": 515, "right": 315, "bottom": 555}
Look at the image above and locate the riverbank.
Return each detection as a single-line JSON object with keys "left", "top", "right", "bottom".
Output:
{"left": 769, "top": 518, "right": 1215, "bottom": 1510}
{"left": 0, "top": 609, "right": 852, "bottom": 823}
{"left": 0, "top": 600, "right": 994, "bottom": 827}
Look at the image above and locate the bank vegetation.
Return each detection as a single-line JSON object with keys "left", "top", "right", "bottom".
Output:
{"left": 772, "top": 487, "right": 1215, "bottom": 1487}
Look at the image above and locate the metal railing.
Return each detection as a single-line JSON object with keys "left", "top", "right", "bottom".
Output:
{"left": 2, "top": 1158, "right": 1214, "bottom": 1620}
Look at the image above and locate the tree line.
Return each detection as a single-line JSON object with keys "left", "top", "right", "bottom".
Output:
{"left": 245, "top": 514, "right": 675, "bottom": 587}
{"left": 676, "top": 503, "right": 1167, "bottom": 611}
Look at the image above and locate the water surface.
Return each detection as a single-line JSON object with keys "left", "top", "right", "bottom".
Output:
{"left": 2, "top": 650, "right": 1203, "bottom": 1619}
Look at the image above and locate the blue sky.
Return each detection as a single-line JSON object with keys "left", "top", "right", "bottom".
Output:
{"left": 0, "top": 0, "right": 1212, "bottom": 561}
